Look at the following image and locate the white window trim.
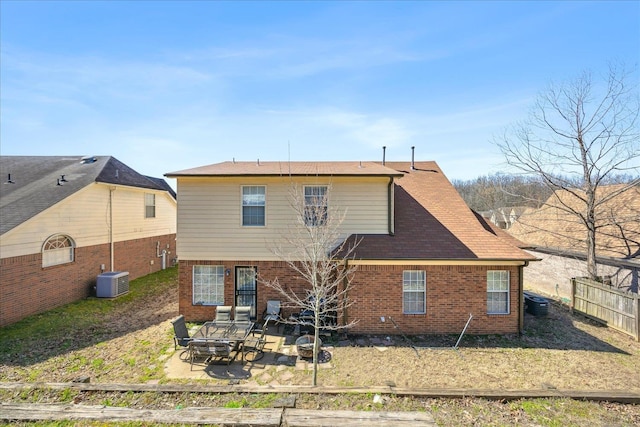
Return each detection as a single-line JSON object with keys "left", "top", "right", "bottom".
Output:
{"left": 303, "top": 185, "right": 328, "bottom": 227}
{"left": 487, "top": 270, "right": 510, "bottom": 315}
{"left": 402, "top": 270, "right": 426, "bottom": 314}
{"left": 144, "top": 193, "right": 156, "bottom": 219}
{"left": 192, "top": 265, "right": 225, "bottom": 306}
{"left": 42, "top": 234, "right": 75, "bottom": 268}
{"left": 241, "top": 185, "right": 266, "bottom": 227}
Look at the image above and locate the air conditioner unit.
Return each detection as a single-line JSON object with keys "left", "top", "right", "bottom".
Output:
{"left": 96, "top": 271, "right": 129, "bottom": 298}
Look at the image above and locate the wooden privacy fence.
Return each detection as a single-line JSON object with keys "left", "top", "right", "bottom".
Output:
{"left": 571, "top": 277, "right": 640, "bottom": 341}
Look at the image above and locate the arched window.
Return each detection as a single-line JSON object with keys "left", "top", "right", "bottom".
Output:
{"left": 42, "top": 234, "right": 75, "bottom": 267}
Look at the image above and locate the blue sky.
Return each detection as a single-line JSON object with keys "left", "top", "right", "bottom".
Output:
{"left": 1, "top": 1, "right": 638, "bottom": 189}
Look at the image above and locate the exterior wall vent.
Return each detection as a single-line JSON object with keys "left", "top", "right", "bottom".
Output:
{"left": 96, "top": 271, "right": 129, "bottom": 298}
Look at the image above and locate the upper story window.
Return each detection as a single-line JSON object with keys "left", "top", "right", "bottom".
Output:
{"left": 487, "top": 270, "right": 510, "bottom": 314}
{"left": 145, "top": 193, "right": 156, "bottom": 218}
{"left": 242, "top": 186, "right": 266, "bottom": 226}
{"left": 403, "top": 270, "right": 426, "bottom": 314}
{"left": 304, "top": 185, "right": 328, "bottom": 226}
{"left": 42, "top": 234, "right": 75, "bottom": 267}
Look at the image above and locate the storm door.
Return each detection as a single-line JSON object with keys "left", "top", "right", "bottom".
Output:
{"left": 235, "top": 266, "right": 257, "bottom": 319}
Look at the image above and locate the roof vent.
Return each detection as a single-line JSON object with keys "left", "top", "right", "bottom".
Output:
{"left": 57, "top": 178, "right": 64, "bottom": 186}
{"left": 382, "top": 146, "right": 386, "bottom": 165}
{"left": 411, "top": 146, "right": 416, "bottom": 170}
{"left": 60, "top": 175, "right": 68, "bottom": 183}
{"left": 5, "top": 173, "right": 15, "bottom": 184}
{"left": 81, "top": 156, "right": 97, "bottom": 164}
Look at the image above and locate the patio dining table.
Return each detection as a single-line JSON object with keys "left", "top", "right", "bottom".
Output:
{"left": 191, "top": 321, "right": 255, "bottom": 361}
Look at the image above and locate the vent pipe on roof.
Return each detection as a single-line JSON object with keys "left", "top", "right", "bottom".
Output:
{"left": 382, "top": 146, "right": 386, "bottom": 165}
{"left": 411, "top": 146, "right": 416, "bottom": 170}
{"left": 60, "top": 175, "right": 67, "bottom": 183}
{"left": 57, "top": 178, "right": 64, "bottom": 186}
{"left": 257, "top": 158, "right": 260, "bottom": 166}
{"left": 5, "top": 174, "right": 15, "bottom": 184}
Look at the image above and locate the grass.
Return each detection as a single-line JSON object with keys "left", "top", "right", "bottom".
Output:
{"left": 1, "top": 266, "right": 639, "bottom": 426}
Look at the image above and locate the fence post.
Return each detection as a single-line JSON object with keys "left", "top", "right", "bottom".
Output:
{"left": 636, "top": 295, "right": 640, "bottom": 342}
{"left": 570, "top": 278, "right": 576, "bottom": 313}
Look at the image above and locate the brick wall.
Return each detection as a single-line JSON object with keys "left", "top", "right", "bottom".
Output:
{"left": 178, "top": 260, "right": 308, "bottom": 322}
{"left": 347, "top": 264, "right": 521, "bottom": 335}
{"left": 178, "top": 260, "right": 522, "bottom": 335}
{"left": 0, "top": 233, "right": 176, "bottom": 327}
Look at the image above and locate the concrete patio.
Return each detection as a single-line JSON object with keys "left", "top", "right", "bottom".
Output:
{"left": 164, "top": 326, "right": 336, "bottom": 384}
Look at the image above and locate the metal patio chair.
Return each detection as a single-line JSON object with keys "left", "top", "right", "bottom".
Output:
{"left": 243, "top": 320, "right": 269, "bottom": 362}
{"left": 171, "top": 315, "right": 192, "bottom": 350}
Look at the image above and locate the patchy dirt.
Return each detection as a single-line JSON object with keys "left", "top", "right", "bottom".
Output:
{"left": 1, "top": 270, "right": 640, "bottom": 425}
{"left": 1, "top": 276, "right": 639, "bottom": 392}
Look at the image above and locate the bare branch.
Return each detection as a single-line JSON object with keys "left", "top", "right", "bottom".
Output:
{"left": 495, "top": 63, "right": 640, "bottom": 279}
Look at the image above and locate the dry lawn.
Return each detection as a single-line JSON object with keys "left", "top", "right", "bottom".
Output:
{"left": 1, "top": 267, "right": 639, "bottom": 426}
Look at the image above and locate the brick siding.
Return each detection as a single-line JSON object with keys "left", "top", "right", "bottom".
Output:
{"left": 178, "top": 260, "right": 522, "bottom": 335}
{"left": 0, "top": 233, "right": 176, "bottom": 327}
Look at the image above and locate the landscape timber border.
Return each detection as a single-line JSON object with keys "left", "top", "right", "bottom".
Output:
{"left": 1, "top": 382, "right": 638, "bottom": 404}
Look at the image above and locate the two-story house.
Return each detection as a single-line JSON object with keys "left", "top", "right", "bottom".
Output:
{"left": 166, "top": 159, "right": 536, "bottom": 335}
{"left": 0, "top": 156, "right": 177, "bottom": 326}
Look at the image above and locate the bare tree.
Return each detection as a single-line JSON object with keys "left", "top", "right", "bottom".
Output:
{"left": 497, "top": 63, "right": 640, "bottom": 279}
{"left": 260, "top": 183, "right": 359, "bottom": 386}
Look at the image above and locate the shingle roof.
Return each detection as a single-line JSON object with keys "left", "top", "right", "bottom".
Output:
{"left": 508, "top": 185, "right": 640, "bottom": 260}
{"left": 341, "top": 161, "right": 536, "bottom": 261}
{"left": 165, "top": 161, "right": 403, "bottom": 177}
{"left": 0, "top": 156, "right": 175, "bottom": 235}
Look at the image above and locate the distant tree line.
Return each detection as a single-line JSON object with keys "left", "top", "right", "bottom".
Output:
{"left": 452, "top": 173, "right": 636, "bottom": 213}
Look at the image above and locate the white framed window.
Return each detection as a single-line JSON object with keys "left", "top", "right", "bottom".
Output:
{"left": 304, "top": 185, "right": 328, "bottom": 226}
{"left": 42, "top": 234, "right": 75, "bottom": 267}
{"left": 144, "top": 193, "right": 156, "bottom": 218}
{"left": 242, "top": 186, "right": 265, "bottom": 226}
{"left": 193, "top": 265, "right": 225, "bottom": 305}
{"left": 487, "top": 270, "right": 510, "bottom": 314}
{"left": 403, "top": 270, "right": 426, "bottom": 314}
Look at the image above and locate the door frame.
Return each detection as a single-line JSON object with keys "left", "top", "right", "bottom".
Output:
{"left": 234, "top": 266, "right": 258, "bottom": 319}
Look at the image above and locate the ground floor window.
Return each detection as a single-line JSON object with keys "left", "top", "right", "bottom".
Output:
{"left": 403, "top": 270, "right": 426, "bottom": 314}
{"left": 193, "top": 265, "right": 224, "bottom": 305}
{"left": 42, "top": 234, "right": 75, "bottom": 267}
{"left": 487, "top": 270, "right": 510, "bottom": 314}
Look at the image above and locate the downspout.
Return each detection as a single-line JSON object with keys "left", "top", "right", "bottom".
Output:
{"left": 109, "top": 186, "right": 116, "bottom": 271}
{"left": 519, "top": 261, "right": 528, "bottom": 335}
{"left": 342, "top": 259, "right": 349, "bottom": 327}
{"left": 388, "top": 177, "right": 395, "bottom": 235}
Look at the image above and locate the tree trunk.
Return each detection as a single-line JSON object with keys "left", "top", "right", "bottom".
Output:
{"left": 586, "top": 206, "right": 598, "bottom": 280}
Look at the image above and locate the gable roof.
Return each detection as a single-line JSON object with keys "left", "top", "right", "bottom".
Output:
{"left": 0, "top": 156, "right": 175, "bottom": 235}
{"left": 341, "top": 161, "right": 536, "bottom": 261}
{"left": 508, "top": 184, "right": 640, "bottom": 260}
{"left": 165, "top": 160, "right": 404, "bottom": 178}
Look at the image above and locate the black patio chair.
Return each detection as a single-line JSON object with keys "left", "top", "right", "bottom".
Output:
{"left": 243, "top": 319, "right": 269, "bottom": 362}
{"left": 189, "top": 339, "right": 238, "bottom": 370}
{"left": 171, "top": 315, "right": 191, "bottom": 350}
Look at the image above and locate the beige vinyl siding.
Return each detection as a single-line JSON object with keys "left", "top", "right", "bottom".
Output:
{"left": 176, "top": 176, "right": 390, "bottom": 260}
{"left": 0, "top": 183, "right": 177, "bottom": 259}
